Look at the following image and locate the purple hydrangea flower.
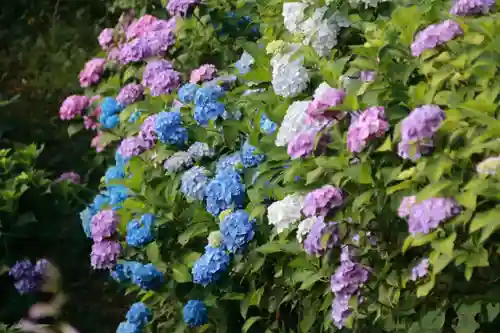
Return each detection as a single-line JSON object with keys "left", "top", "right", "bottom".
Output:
{"left": 166, "top": 0, "right": 200, "bottom": 16}
{"left": 90, "top": 209, "right": 119, "bottom": 242}
{"left": 360, "top": 71, "right": 376, "bottom": 82}
{"left": 287, "top": 130, "right": 317, "bottom": 159}
{"left": 117, "top": 84, "right": 144, "bottom": 107}
{"left": 9, "top": 259, "right": 47, "bottom": 294}
{"left": 79, "top": 58, "right": 106, "bottom": 88}
{"left": 347, "top": 106, "right": 389, "bottom": 153}
{"left": 90, "top": 240, "right": 121, "bottom": 269}
{"left": 142, "top": 60, "right": 181, "bottom": 96}
{"left": 143, "top": 29, "right": 175, "bottom": 56}
{"left": 117, "top": 137, "right": 146, "bottom": 158}
{"left": 411, "top": 258, "right": 429, "bottom": 281}
{"left": 450, "top": 0, "right": 494, "bottom": 16}
{"left": 126, "top": 14, "right": 160, "bottom": 40}
{"left": 98, "top": 28, "right": 114, "bottom": 50}
{"left": 330, "top": 260, "right": 370, "bottom": 296}
{"left": 138, "top": 115, "right": 157, "bottom": 149}
{"left": 398, "top": 105, "right": 445, "bottom": 161}
{"left": 303, "top": 218, "right": 339, "bottom": 256}
{"left": 57, "top": 171, "right": 81, "bottom": 184}
{"left": 331, "top": 293, "right": 351, "bottom": 329}
{"left": 302, "top": 185, "right": 343, "bottom": 217}
{"left": 119, "top": 38, "right": 151, "bottom": 65}
{"left": 407, "top": 197, "right": 461, "bottom": 235}
{"left": 397, "top": 196, "right": 417, "bottom": 218}
{"left": 411, "top": 20, "right": 463, "bottom": 57}
{"left": 59, "top": 95, "right": 89, "bottom": 120}
{"left": 307, "top": 88, "right": 345, "bottom": 124}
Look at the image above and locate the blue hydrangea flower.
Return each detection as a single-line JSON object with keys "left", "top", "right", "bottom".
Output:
{"left": 181, "top": 166, "right": 209, "bottom": 201}
{"left": 79, "top": 207, "right": 93, "bottom": 238}
{"left": 220, "top": 210, "right": 255, "bottom": 253}
{"left": 183, "top": 300, "right": 208, "bottom": 328}
{"left": 100, "top": 114, "right": 120, "bottom": 129}
{"left": 128, "top": 110, "right": 142, "bottom": 123}
{"left": 126, "top": 214, "right": 155, "bottom": 247}
{"left": 126, "top": 302, "right": 152, "bottom": 327}
{"left": 108, "top": 185, "right": 129, "bottom": 209}
{"left": 130, "top": 263, "right": 165, "bottom": 290}
{"left": 215, "top": 153, "right": 243, "bottom": 173}
{"left": 187, "top": 142, "right": 214, "bottom": 161}
{"left": 111, "top": 261, "right": 142, "bottom": 283}
{"left": 100, "top": 97, "right": 122, "bottom": 117}
{"left": 205, "top": 169, "right": 245, "bottom": 216}
{"left": 260, "top": 113, "right": 277, "bottom": 134}
{"left": 116, "top": 321, "right": 141, "bottom": 333}
{"left": 235, "top": 51, "right": 255, "bottom": 75}
{"left": 192, "top": 246, "right": 230, "bottom": 286}
{"left": 178, "top": 83, "right": 200, "bottom": 103}
{"left": 115, "top": 149, "right": 129, "bottom": 168}
{"left": 194, "top": 102, "right": 225, "bottom": 125}
{"left": 194, "top": 86, "right": 223, "bottom": 106}
{"left": 154, "top": 111, "right": 188, "bottom": 146}
{"left": 240, "top": 141, "right": 265, "bottom": 168}
{"left": 105, "top": 165, "right": 125, "bottom": 186}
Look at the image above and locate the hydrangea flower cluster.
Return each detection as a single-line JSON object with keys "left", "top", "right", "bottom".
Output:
{"left": 112, "top": 261, "right": 165, "bottom": 290}
{"left": 234, "top": 51, "right": 255, "bottom": 75}
{"left": 302, "top": 185, "right": 344, "bottom": 217}
{"left": 411, "top": 20, "right": 463, "bottom": 57}
{"left": 205, "top": 169, "right": 245, "bottom": 216}
{"left": 183, "top": 300, "right": 208, "bottom": 327}
{"left": 117, "top": 302, "right": 152, "bottom": 333}
{"left": 220, "top": 210, "right": 255, "bottom": 253}
{"left": 79, "top": 58, "right": 106, "bottom": 88}
{"left": 126, "top": 214, "right": 155, "bottom": 247}
{"left": 398, "top": 104, "right": 445, "bottom": 161}
{"left": 296, "top": 216, "right": 319, "bottom": 243}
{"left": 116, "top": 83, "right": 144, "bottom": 107}
{"left": 303, "top": 218, "right": 339, "bottom": 256}
{"left": 259, "top": 113, "right": 278, "bottom": 134}
{"left": 138, "top": 114, "right": 158, "bottom": 149}
{"left": 330, "top": 256, "right": 370, "bottom": 328}
{"left": 9, "top": 259, "right": 48, "bottom": 294}
{"left": 181, "top": 166, "right": 210, "bottom": 201}
{"left": 271, "top": 47, "right": 310, "bottom": 98}
{"left": 306, "top": 83, "right": 345, "bottom": 125}
{"left": 167, "top": 0, "right": 200, "bottom": 17}
{"left": 347, "top": 106, "right": 389, "bottom": 153}
{"left": 190, "top": 64, "right": 217, "bottom": 84}
{"left": 57, "top": 171, "right": 81, "bottom": 184}
{"left": 164, "top": 151, "right": 194, "bottom": 173}
{"left": 59, "top": 95, "right": 89, "bottom": 120}
{"left": 99, "top": 97, "right": 124, "bottom": 129}
{"left": 154, "top": 110, "right": 188, "bottom": 146}
{"left": 187, "top": 141, "right": 214, "bottom": 161}
{"left": 476, "top": 156, "right": 500, "bottom": 175}
{"left": 240, "top": 141, "right": 265, "bottom": 168}
{"left": 267, "top": 194, "right": 305, "bottom": 233}
{"left": 142, "top": 60, "right": 181, "bottom": 96}
{"left": 398, "top": 196, "right": 461, "bottom": 235}
{"left": 117, "top": 136, "right": 146, "bottom": 159}
{"left": 411, "top": 258, "right": 429, "bottom": 281}
{"left": 192, "top": 245, "right": 230, "bottom": 286}
{"left": 275, "top": 101, "right": 323, "bottom": 147}
{"left": 287, "top": 130, "right": 318, "bottom": 159}
{"left": 450, "top": 0, "right": 494, "bottom": 16}
{"left": 215, "top": 153, "right": 243, "bottom": 173}
{"left": 178, "top": 83, "right": 199, "bottom": 103}
{"left": 193, "top": 86, "right": 225, "bottom": 126}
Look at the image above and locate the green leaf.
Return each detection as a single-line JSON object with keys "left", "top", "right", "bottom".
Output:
{"left": 67, "top": 123, "right": 83, "bottom": 137}
{"left": 431, "top": 233, "right": 456, "bottom": 256}
{"left": 146, "top": 242, "right": 161, "bottom": 265}
{"left": 242, "top": 317, "right": 263, "bottom": 333}
{"left": 172, "top": 263, "right": 191, "bottom": 283}
{"left": 306, "top": 167, "right": 324, "bottom": 185}
{"left": 300, "top": 305, "right": 317, "bottom": 333}
{"left": 419, "top": 309, "right": 444, "bottom": 330}
{"left": 416, "top": 180, "right": 453, "bottom": 201}
{"left": 178, "top": 223, "right": 209, "bottom": 246}
{"left": 470, "top": 207, "right": 500, "bottom": 233}
{"left": 417, "top": 278, "right": 435, "bottom": 297}
{"left": 454, "top": 303, "right": 480, "bottom": 333}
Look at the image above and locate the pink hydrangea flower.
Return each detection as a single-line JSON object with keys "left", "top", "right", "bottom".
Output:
{"left": 78, "top": 58, "right": 106, "bottom": 88}
{"left": 59, "top": 95, "right": 89, "bottom": 120}
{"left": 126, "top": 14, "right": 159, "bottom": 40}
{"left": 307, "top": 88, "right": 345, "bottom": 124}
{"left": 91, "top": 131, "right": 107, "bottom": 153}
{"left": 190, "top": 64, "right": 217, "bottom": 84}
{"left": 107, "top": 47, "right": 120, "bottom": 61}
{"left": 302, "top": 185, "right": 344, "bottom": 217}
{"left": 347, "top": 106, "right": 389, "bottom": 153}
{"left": 287, "top": 130, "right": 317, "bottom": 159}
{"left": 57, "top": 172, "right": 81, "bottom": 184}
{"left": 98, "top": 28, "right": 114, "bottom": 50}
{"left": 90, "top": 240, "right": 121, "bottom": 269}
{"left": 90, "top": 209, "right": 119, "bottom": 242}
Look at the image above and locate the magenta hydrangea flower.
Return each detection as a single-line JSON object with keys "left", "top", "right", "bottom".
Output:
{"left": 411, "top": 20, "right": 463, "bottom": 57}
{"left": 59, "top": 95, "right": 89, "bottom": 120}
{"left": 397, "top": 196, "right": 417, "bottom": 218}
{"left": 166, "top": 0, "right": 200, "bottom": 16}
{"left": 307, "top": 88, "right": 345, "bottom": 124}
{"left": 117, "top": 83, "right": 144, "bottom": 107}
{"left": 57, "top": 172, "right": 81, "bottom": 184}
{"left": 138, "top": 115, "right": 158, "bottom": 149}
{"left": 108, "top": 47, "right": 121, "bottom": 61}
{"left": 91, "top": 131, "right": 107, "bottom": 153}
{"left": 406, "top": 197, "right": 461, "bottom": 235}
{"left": 90, "top": 209, "right": 119, "bottom": 242}
{"left": 79, "top": 58, "right": 106, "bottom": 88}
{"left": 302, "top": 185, "right": 343, "bottom": 217}
{"left": 398, "top": 104, "right": 445, "bottom": 161}
{"left": 117, "top": 136, "right": 146, "bottom": 158}
{"left": 126, "top": 14, "right": 160, "bottom": 40}
{"left": 98, "top": 28, "right": 114, "bottom": 50}
{"left": 190, "top": 64, "right": 217, "bottom": 84}
{"left": 287, "top": 130, "right": 317, "bottom": 159}
{"left": 450, "top": 0, "right": 494, "bottom": 16}
{"left": 303, "top": 218, "right": 339, "bottom": 256}
{"left": 411, "top": 258, "right": 429, "bottom": 281}
{"left": 142, "top": 60, "right": 181, "bottom": 96}
{"left": 90, "top": 240, "right": 121, "bottom": 269}
{"left": 347, "top": 106, "right": 389, "bottom": 153}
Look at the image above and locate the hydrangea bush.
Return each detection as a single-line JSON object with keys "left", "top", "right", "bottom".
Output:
{"left": 62, "top": 0, "right": 500, "bottom": 331}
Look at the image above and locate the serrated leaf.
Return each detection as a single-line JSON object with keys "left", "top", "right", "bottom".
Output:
{"left": 172, "top": 263, "right": 191, "bottom": 283}
{"left": 242, "top": 317, "right": 262, "bottom": 333}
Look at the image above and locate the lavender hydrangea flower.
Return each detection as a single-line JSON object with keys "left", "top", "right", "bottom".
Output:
{"left": 143, "top": 29, "right": 175, "bottom": 56}
{"left": 98, "top": 28, "right": 114, "bottom": 50}
{"left": 90, "top": 209, "right": 119, "bottom": 242}
{"left": 306, "top": 86, "right": 345, "bottom": 124}
{"left": 330, "top": 260, "right": 370, "bottom": 296}
{"left": 302, "top": 185, "right": 343, "bottom": 217}
{"left": 9, "top": 259, "right": 47, "bottom": 294}
{"left": 287, "top": 130, "right": 317, "bottom": 159}
{"left": 450, "top": 0, "right": 494, "bottom": 15}
{"left": 303, "top": 218, "right": 339, "bottom": 256}
{"left": 411, "top": 258, "right": 429, "bottom": 281}
{"left": 398, "top": 105, "right": 445, "bottom": 161}
{"left": 166, "top": 0, "right": 200, "bottom": 16}
{"left": 79, "top": 58, "right": 106, "bottom": 88}
{"left": 476, "top": 156, "right": 500, "bottom": 175}
{"left": 59, "top": 95, "right": 89, "bottom": 120}
{"left": 117, "top": 136, "right": 146, "bottom": 158}
{"left": 138, "top": 115, "right": 157, "bottom": 149}
{"left": 57, "top": 171, "right": 81, "bottom": 184}
{"left": 142, "top": 60, "right": 181, "bottom": 96}
{"left": 90, "top": 240, "right": 121, "bottom": 269}
{"left": 181, "top": 166, "right": 209, "bottom": 201}
{"left": 407, "top": 197, "right": 461, "bottom": 235}
{"left": 119, "top": 38, "right": 151, "bottom": 64}
{"left": 187, "top": 142, "right": 214, "bottom": 161}
{"left": 397, "top": 196, "right": 417, "bottom": 218}
{"left": 347, "top": 106, "right": 389, "bottom": 153}
{"left": 117, "top": 84, "right": 144, "bottom": 107}
{"left": 411, "top": 20, "right": 463, "bottom": 57}
{"left": 360, "top": 71, "right": 376, "bottom": 82}
{"left": 331, "top": 293, "right": 351, "bottom": 329}
{"left": 164, "top": 151, "right": 194, "bottom": 173}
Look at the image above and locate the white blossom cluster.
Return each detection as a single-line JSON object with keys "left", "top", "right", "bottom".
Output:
{"left": 282, "top": 3, "right": 350, "bottom": 57}
{"left": 275, "top": 101, "right": 314, "bottom": 147}
{"left": 267, "top": 194, "right": 305, "bottom": 234}
{"left": 164, "top": 151, "right": 194, "bottom": 173}
{"left": 270, "top": 47, "right": 310, "bottom": 98}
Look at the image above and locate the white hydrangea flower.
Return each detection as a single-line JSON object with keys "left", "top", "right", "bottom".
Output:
{"left": 271, "top": 48, "right": 310, "bottom": 98}
{"left": 187, "top": 142, "right": 214, "bottom": 161}
{"left": 267, "top": 194, "right": 305, "bottom": 234}
{"left": 314, "top": 82, "right": 333, "bottom": 99}
{"left": 276, "top": 100, "right": 328, "bottom": 147}
{"left": 164, "top": 151, "right": 193, "bottom": 173}
{"left": 296, "top": 216, "right": 319, "bottom": 243}
{"left": 348, "top": 0, "right": 390, "bottom": 8}
{"left": 283, "top": 2, "right": 308, "bottom": 34}
{"left": 476, "top": 156, "right": 500, "bottom": 175}
{"left": 234, "top": 51, "right": 255, "bottom": 75}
